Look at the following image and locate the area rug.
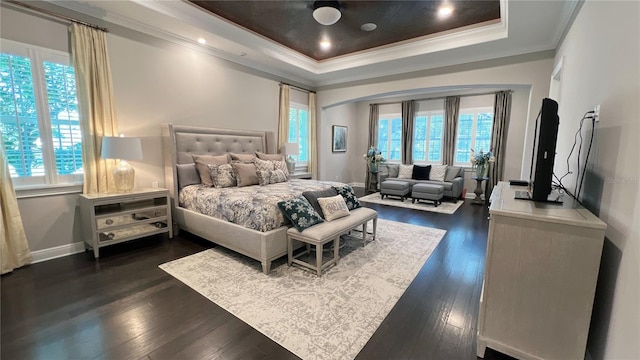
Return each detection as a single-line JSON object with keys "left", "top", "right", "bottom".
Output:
{"left": 359, "top": 192, "right": 464, "bottom": 214}
{"left": 159, "top": 219, "right": 445, "bottom": 360}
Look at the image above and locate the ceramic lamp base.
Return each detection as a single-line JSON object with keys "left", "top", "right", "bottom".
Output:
{"left": 113, "top": 160, "right": 135, "bottom": 192}
{"left": 286, "top": 155, "right": 296, "bottom": 175}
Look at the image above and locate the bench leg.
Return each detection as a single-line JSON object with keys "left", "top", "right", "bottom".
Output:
{"left": 362, "top": 221, "right": 368, "bottom": 246}
{"left": 316, "top": 243, "right": 323, "bottom": 276}
{"left": 333, "top": 236, "right": 340, "bottom": 264}
{"left": 287, "top": 236, "right": 293, "bottom": 266}
{"left": 373, "top": 217, "right": 377, "bottom": 241}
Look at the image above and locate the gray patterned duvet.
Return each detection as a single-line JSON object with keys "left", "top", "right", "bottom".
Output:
{"left": 179, "top": 179, "right": 343, "bottom": 232}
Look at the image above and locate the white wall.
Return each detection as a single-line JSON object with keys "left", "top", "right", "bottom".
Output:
{"left": 553, "top": 1, "right": 639, "bottom": 359}
{"left": 319, "top": 102, "right": 358, "bottom": 183}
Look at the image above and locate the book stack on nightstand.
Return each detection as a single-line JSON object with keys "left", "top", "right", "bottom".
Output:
{"left": 79, "top": 188, "right": 173, "bottom": 258}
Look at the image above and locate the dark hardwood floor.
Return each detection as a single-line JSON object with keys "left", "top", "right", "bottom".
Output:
{"left": 1, "top": 190, "right": 515, "bottom": 360}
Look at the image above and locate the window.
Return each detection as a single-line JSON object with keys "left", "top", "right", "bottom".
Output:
{"left": 412, "top": 112, "right": 444, "bottom": 164}
{"left": 288, "top": 102, "right": 309, "bottom": 168}
{"left": 377, "top": 114, "right": 402, "bottom": 162}
{"left": 1, "top": 40, "right": 82, "bottom": 187}
{"left": 454, "top": 107, "right": 493, "bottom": 165}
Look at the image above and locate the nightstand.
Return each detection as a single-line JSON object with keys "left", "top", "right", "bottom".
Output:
{"left": 290, "top": 172, "right": 312, "bottom": 179}
{"left": 79, "top": 188, "right": 173, "bottom": 258}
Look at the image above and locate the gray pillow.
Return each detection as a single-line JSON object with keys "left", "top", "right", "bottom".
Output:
{"left": 387, "top": 164, "right": 399, "bottom": 178}
{"left": 302, "top": 187, "right": 339, "bottom": 218}
{"left": 177, "top": 163, "right": 200, "bottom": 189}
{"left": 445, "top": 166, "right": 462, "bottom": 181}
{"left": 256, "top": 152, "right": 284, "bottom": 161}
{"left": 232, "top": 162, "right": 259, "bottom": 187}
{"left": 230, "top": 152, "right": 256, "bottom": 163}
{"left": 192, "top": 154, "right": 229, "bottom": 187}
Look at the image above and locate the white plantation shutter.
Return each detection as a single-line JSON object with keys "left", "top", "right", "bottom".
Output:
{"left": 288, "top": 102, "right": 309, "bottom": 165}
{"left": 0, "top": 40, "right": 82, "bottom": 186}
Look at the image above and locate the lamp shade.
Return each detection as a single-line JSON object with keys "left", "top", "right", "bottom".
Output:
{"left": 284, "top": 142, "right": 299, "bottom": 156}
{"left": 313, "top": 1, "right": 341, "bottom": 25}
{"left": 101, "top": 136, "right": 143, "bottom": 161}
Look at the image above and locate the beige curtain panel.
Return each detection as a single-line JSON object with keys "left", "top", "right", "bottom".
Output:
{"left": 443, "top": 96, "right": 461, "bottom": 166}
{"left": 365, "top": 104, "right": 380, "bottom": 190}
{"left": 401, "top": 100, "right": 415, "bottom": 165}
{"left": 309, "top": 92, "right": 318, "bottom": 179}
{"left": 71, "top": 23, "right": 119, "bottom": 194}
{"left": 277, "top": 84, "right": 290, "bottom": 152}
{"left": 486, "top": 90, "right": 512, "bottom": 204}
{"left": 1, "top": 142, "right": 32, "bottom": 274}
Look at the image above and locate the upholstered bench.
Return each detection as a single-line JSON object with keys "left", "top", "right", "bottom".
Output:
{"left": 412, "top": 183, "right": 444, "bottom": 206}
{"left": 380, "top": 180, "right": 411, "bottom": 201}
{"left": 287, "top": 207, "right": 378, "bottom": 276}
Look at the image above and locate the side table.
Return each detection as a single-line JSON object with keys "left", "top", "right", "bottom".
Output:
{"left": 471, "top": 176, "right": 489, "bottom": 205}
{"left": 367, "top": 171, "right": 379, "bottom": 193}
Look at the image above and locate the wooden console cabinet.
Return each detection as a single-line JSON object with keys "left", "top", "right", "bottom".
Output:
{"left": 477, "top": 182, "right": 606, "bottom": 360}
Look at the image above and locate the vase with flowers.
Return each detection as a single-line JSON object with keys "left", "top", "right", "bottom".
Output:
{"left": 470, "top": 149, "right": 495, "bottom": 178}
{"left": 363, "top": 147, "right": 385, "bottom": 172}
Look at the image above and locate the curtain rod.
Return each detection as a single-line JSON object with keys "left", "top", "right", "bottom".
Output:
{"left": 373, "top": 90, "right": 513, "bottom": 106}
{"left": 280, "top": 82, "right": 316, "bottom": 94}
{"left": 6, "top": 0, "right": 109, "bottom": 32}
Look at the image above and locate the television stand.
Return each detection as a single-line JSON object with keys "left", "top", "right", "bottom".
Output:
{"left": 514, "top": 189, "right": 563, "bottom": 204}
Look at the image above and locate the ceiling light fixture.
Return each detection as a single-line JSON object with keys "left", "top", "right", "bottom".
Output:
{"left": 360, "top": 23, "right": 377, "bottom": 32}
{"left": 319, "top": 40, "right": 331, "bottom": 50}
{"left": 197, "top": 37, "right": 206, "bottom": 44}
{"left": 313, "top": 1, "right": 341, "bottom": 26}
{"left": 438, "top": 5, "right": 454, "bottom": 19}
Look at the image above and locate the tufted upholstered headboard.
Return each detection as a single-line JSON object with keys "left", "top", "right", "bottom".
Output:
{"left": 161, "top": 124, "right": 277, "bottom": 205}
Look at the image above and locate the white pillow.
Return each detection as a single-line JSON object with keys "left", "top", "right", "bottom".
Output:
{"left": 398, "top": 164, "right": 414, "bottom": 179}
{"left": 318, "top": 195, "right": 350, "bottom": 221}
{"left": 429, "top": 165, "right": 448, "bottom": 181}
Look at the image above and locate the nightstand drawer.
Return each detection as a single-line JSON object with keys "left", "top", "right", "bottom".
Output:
{"left": 96, "top": 206, "right": 167, "bottom": 230}
{"left": 98, "top": 222, "right": 168, "bottom": 243}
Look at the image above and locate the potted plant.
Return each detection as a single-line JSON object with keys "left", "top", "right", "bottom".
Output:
{"left": 363, "top": 147, "right": 385, "bottom": 172}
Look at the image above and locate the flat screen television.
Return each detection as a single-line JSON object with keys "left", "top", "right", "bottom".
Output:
{"left": 516, "top": 98, "right": 562, "bottom": 203}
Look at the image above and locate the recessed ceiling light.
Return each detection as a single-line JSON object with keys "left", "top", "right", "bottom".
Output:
{"left": 360, "top": 23, "right": 377, "bottom": 32}
{"left": 438, "top": 5, "right": 454, "bottom": 19}
{"left": 197, "top": 38, "right": 206, "bottom": 45}
{"left": 319, "top": 40, "right": 331, "bottom": 50}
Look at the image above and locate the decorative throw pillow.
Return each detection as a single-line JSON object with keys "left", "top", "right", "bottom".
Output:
{"left": 277, "top": 196, "right": 324, "bottom": 232}
{"left": 176, "top": 163, "right": 200, "bottom": 189}
{"left": 230, "top": 152, "right": 256, "bottom": 163}
{"left": 412, "top": 165, "right": 431, "bottom": 180}
{"left": 429, "top": 165, "right": 448, "bottom": 181}
{"left": 192, "top": 154, "right": 229, "bottom": 187}
{"left": 333, "top": 185, "right": 361, "bottom": 210}
{"left": 318, "top": 195, "right": 351, "bottom": 221}
{"left": 398, "top": 164, "right": 414, "bottom": 179}
{"left": 256, "top": 169, "right": 288, "bottom": 186}
{"left": 271, "top": 160, "right": 290, "bottom": 179}
{"left": 302, "top": 187, "right": 339, "bottom": 218}
{"left": 254, "top": 157, "right": 275, "bottom": 174}
{"left": 208, "top": 164, "right": 237, "bottom": 188}
{"left": 445, "top": 166, "right": 462, "bottom": 181}
{"left": 256, "top": 151, "right": 284, "bottom": 161}
{"left": 232, "top": 163, "right": 259, "bottom": 187}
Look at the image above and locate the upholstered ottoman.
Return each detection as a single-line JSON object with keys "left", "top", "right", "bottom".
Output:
{"left": 380, "top": 180, "right": 411, "bottom": 201}
{"left": 412, "top": 183, "right": 444, "bottom": 206}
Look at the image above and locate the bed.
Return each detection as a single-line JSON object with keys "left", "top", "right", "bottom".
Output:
{"left": 161, "top": 124, "right": 340, "bottom": 274}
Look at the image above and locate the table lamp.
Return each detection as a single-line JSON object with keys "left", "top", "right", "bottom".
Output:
{"left": 101, "top": 135, "right": 143, "bottom": 192}
{"left": 284, "top": 143, "right": 299, "bottom": 175}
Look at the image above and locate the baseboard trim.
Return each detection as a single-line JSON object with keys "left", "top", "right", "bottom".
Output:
{"left": 350, "top": 182, "right": 365, "bottom": 188}
{"left": 31, "top": 242, "right": 86, "bottom": 264}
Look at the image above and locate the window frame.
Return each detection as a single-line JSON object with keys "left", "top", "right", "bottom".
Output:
{"left": 288, "top": 101, "right": 310, "bottom": 171}
{"left": 412, "top": 110, "right": 444, "bottom": 165}
{"left": 1, "top": 39, "right": 82, "bottom": 190}
{"left": 377, "top": 112, "right": 402, "bottom": 164}
{"left": 453, "top": 106, "right": 494, "bottom": 167}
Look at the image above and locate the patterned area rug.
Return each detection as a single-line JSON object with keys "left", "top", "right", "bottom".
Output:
{"left": 159, "top": 219, "right": 445, "bottom": 360}
{"left": 359, "top": 192, "right": 464, "bottom": 214}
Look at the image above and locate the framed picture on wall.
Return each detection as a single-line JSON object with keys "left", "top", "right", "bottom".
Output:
{"left": 332, "top": 125, "right": 347, "bottom": 152}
